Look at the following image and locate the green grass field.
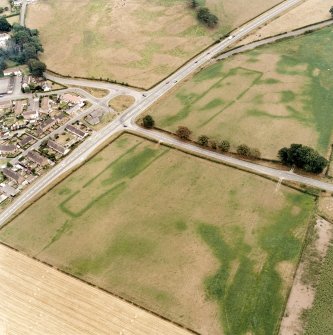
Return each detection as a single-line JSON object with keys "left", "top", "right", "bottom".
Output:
{"left": 0, "top": 134, "right": 315, "bottom": 335}
{"left": 149, "top": 26, "right": 333, "bottom": 159}
{"left": 304, "top": 243, "right": 333, "bottom": 334}
{"left": 26, "top": 0, "right": 280, "bottom": 88}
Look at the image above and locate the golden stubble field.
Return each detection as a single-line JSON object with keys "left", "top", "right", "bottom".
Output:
{"left": 0, "top": 243, "right": 192, "bottom": 335}
{"left": 26, "top": 0, "right": 281, "bottom": 88}
{"left": 0, "top": 134, "right": 315, "bottom": 335}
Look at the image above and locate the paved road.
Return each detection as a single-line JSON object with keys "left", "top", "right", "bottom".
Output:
{"left": 129, "top": 124, "right": 333, "bottom": 192}
{"left": 0, "top": 0, "right": 312, "bottom": 226}
{"left": 20, "top": 0, "right": 27, "bottom": 26}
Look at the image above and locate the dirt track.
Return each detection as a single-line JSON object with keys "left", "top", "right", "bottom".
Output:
{"left": 0, "top": 244, "right": 192, "bottom": 335}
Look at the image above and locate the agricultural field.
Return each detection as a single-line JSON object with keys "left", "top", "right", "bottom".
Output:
{"left": 26, "top": 0, "right": 281, "bottom": 88}
{"left": 0, "top": 244, "right": 190, "bottom": 335}
{"left": 148, "top": 26, "right": 333, "bottom": 159}
{"left": 0, "top": 134, "right": 315, "bottom": 335}
{"left": 303, "top": 243, "right": 333, "bottom": 334}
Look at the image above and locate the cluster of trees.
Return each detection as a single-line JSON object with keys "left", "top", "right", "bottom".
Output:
{"left": 278, "top": 144, "right": 328, "bottom": 174}
{"left": 330, "top": 6, "right": 333, "bottom": 16}
{"left": 0, "top": 20, "right": 46, "bottom": 76}
{"left": 189, "top": 0, "right": 219, "bottom": 28}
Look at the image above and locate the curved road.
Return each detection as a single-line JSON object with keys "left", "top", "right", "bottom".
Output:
{"left": 1, "top": 0, "right": 321, "bottom": 227}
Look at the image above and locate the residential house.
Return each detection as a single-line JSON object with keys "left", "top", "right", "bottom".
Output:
{"left": 40, "top": 97, "right": 51, "bottom": 114}
{"left": 86, "top": 110, "right": 104, "bottom": 125}
{"left": 39, "top": 118, "right": 56, "bottom": 133}
{"left": 23, "top": 97, "right": 39, "bottom": 120}
{"left": 47, "top": 139, "right": 67, "bottom": 155}
{"left": 3, "top": 67, "right": 22, "bottom": 77}
{"left": 2, "top": 168, "right": 24, "bottom": 184}
{"left": 65, "top": 124, "right": 86, "bottom": 139}
{"left": 19, "top": 135, "right": 33, "bottom": 148}
{"left": 0, "top": 34, "right": 10, "bottom": 49}
{"left": 42, "top": 82, "right": 51, "bottom": 92}
{"left": 0, "top": 144, "right": 17, "bottom": 155}
{"left": 26, "top": 150, "right": 48, "bottom": 167}
{"left": 14, "top": 100, "right": 25, "bottom": 116}
{"left": 61, "top": 93, "right": 84, "bottom": 105}
{"left": 0, "top": 184, "right": 18, "bottom": 197}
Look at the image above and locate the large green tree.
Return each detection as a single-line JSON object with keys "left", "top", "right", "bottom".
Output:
{"left": 176, "top": 126, "right": 192, "bottom": 140}
{"left": 0, "top": 16, "right": 11, "bottom": 32}
{"left": 28, "top": 59, "right": 46, "bottom": 76}
{"left": 142, "top": 115, "right": 155, "bottom": 129}
{"left": 197, "top": 7, "right": 219, "bottom": 28}
{"left": 278, "top": 144, "right": 328, "bottom": 174}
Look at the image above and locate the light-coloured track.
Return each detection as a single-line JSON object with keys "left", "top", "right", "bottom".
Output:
{"left": 0, "top": 244, "right": 192, "bottom": 335}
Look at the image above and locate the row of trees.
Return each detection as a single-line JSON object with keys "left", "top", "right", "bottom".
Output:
{"left": 142, "top": 116, "right": 328, "bottom": 173}
{"left": 189, "top": 1, "right": 219, "bottom": 28}
{"left": 0, "top": 20, "right": 46, "bottom": 76}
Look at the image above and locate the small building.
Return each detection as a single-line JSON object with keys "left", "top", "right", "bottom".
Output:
{"left": 47, "top": 139, "right": 67, "bottom": 155}
{"left": 3, "top": 67, "right": 22, "bottom": 77}
{"left": 0, "top": 34, "right": 10, "bottom": 49}
{"left": 0, "top": 144, "right": 17, "bottom": 155}
{"left": 42, "top": 82, "right": 51, "bottom": 92}
{"left": 26, "top": 150, "right": 48, "bottom": 167}
{"left": 61, "top": 93, "right": 84, "bottom": 105}
{"left": 86, "top": 109, "right": 104, "bottom": 125}
{"left": 19, "top": 134, "right": 33, "bottom": 148}
{"left": 0, "top": 184, "right": 19, "bottom": 197}
{"left": 2, "top": 168, "right": 24, "bottom": 184}
{"left": 40, "top": 96, "right": 51, "bottom": 114}
{"left": 65, "top": 124, "right": 86, "bottom": 139}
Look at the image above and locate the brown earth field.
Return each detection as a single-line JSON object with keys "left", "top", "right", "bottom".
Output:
{"left": 26, "top": 0, "right": 281, "bottom": 88}
{"left": 0, "top": 243, "right": 192, "bottom": 335}
{"left": 0, "top": 133, "right": 315, "bottom": 335}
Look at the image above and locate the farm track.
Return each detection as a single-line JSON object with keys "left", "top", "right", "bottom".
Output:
{"left": 0, "top": 243, "right": 193, "bottom": 335}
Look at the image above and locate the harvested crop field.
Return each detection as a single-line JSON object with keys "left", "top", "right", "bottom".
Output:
{"left": 26, "top": 0, "right": 281, "bottom": 88}
{"left": 148, "top": 26, "right": 333, "bottom": 159}
{"left": 0, "top": 243, "right": 191, "bottom": 335}
{"left": 0, "top": 134, "right": 315, "bottom": 335}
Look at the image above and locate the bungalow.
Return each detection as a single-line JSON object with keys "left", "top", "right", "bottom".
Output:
{"left": 0, "top": 144, "right": 17, "bottom": 155}
{"left": 2, "top": 168, "right": 24, "bottom": 184}
{"left": 26, "top": 150, "right": 48, "bottom": 167}
{"left": 47, "top": 139, "right": 67, "bottom": 155}
{"left": 61, "top": 93, "right": 84, "bottom": 105}
{"left": 86, "top": 109, "right": 104, "bottom": 125}
{"left": 65, "top": 124, "right": 86, "bottom": 139}
{"left": 3, "top": 67, "right": 22, "bottom": 77}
